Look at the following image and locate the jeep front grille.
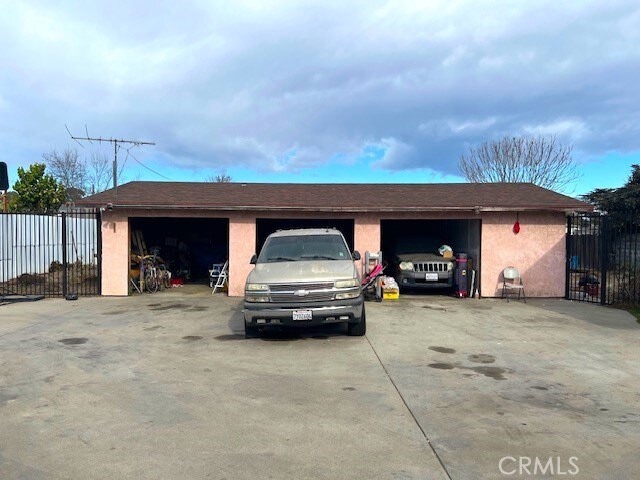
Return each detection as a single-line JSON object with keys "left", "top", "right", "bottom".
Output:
{"left": 414, "top": 262, "right": 449, "bottom": 272}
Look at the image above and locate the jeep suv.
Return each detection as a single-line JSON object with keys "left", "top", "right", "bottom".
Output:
{"left": 243, "top": 229, "right": 365, "bottom": 337}
{"left": 396, "top": 253, "right": 454, "bottom": 290}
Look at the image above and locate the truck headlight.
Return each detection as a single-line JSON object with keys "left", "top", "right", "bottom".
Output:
{"left": 399, "top": 261, "right": 414, "bottom": 271}
{"left": 246, "top": 283, "right": 268, "bottom": 291}
{"left": 245, "top": 295, "right": 270, "bottom": 303}
{"left": 335, "top": 279, "right": 359, "bottom": 288}
{"left": 335, "top": 291, "right": 360, "bottom": 300}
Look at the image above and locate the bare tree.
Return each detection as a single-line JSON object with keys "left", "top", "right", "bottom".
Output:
{"left": 207, "top": 173, "right": 232, "bottom": 182}
{"left": 43, "top": 148, "right": 87, "bottom": 200}
{"left": 87, "top": 150, "right": 111, "bottom": 194}
{"left": 458, "top": 135, "right": 580, "bottom": 191}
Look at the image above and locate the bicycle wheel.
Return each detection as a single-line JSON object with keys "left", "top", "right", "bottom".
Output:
{"left": 145, "top": 268, "right": 159, "bottom": 293}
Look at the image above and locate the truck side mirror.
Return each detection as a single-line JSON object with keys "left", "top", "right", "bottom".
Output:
{"left": 250, "top": 254, "right": 257, "bottom": 264}
{"left": 352, "top": 251, "right": 361, "bottom": 261}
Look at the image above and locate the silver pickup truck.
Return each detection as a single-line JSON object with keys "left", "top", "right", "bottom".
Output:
{"left": 243, "top": 228, "right": 365, "bottom": 338}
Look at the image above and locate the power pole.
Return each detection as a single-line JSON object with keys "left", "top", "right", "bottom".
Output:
{"left": 66, "top": 126, "right": 155, "bottom": 194}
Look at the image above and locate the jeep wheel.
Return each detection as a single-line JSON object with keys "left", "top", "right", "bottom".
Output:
{"left": 347, "top": 309, "right": 366, "bottom": 336}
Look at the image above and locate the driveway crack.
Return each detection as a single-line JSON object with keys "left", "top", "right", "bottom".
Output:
{"left": 365, "top": 334, "right": 452, "bottom": 480}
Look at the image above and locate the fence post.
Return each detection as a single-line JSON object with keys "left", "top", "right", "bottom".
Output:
{"left": 61, "top": 212, "right": 68, "bottom": 297}
{"left": 600, "top": 215, "right": 608, "bottom": 305}
{"left": 96, "top": 210, "right": 102, "bottom": 295}
{"left": 565, "top": 215, "right": 572, "bottom": 300}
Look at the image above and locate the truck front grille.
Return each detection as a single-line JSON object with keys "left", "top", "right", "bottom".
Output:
{"left": 266, "top": 282, "right": 338, "bottom": 303}
{"left": 268, "top": 282, "right": 334, "bottom": 292}
{"left": 269, "top": 292, "right": 336, "bottom": 303}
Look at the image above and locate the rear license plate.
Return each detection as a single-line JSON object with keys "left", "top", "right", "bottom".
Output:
{"left": 292, "top": 310, "right": 313, "bottom": 321}
{"left": 425, "top": 273, "right": 438, "bottom": 281}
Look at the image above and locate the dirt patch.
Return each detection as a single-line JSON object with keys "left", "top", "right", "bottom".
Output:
{"left": 182, "top": 336, "right": 203, "bottom": 341}
{"left": 422, "top": 305, "right": 448, "bottom": 311}
{"left": 429, "top": 346, "right": 456, "bottom": 354}
{"left": 144, "top": 325, "right": 163, "bottom": 331}
{"left": 428, "top": 363, "right": 456, "bottom": 370}
{"left": 0, "top": 262, "right": 98, "bottom": 296}
{"left": 189, "top": 306, "right": 209, "bottom": 312}
{"left": 58, "top": 337, "right": 88, "bottom": 345}
{"left": 468, "top": 354, "right": 496, "bottom": 364}
{"left": 342, "top": 387, "right": 357, "bottom": 391}
{"left": 531, "top": 386, "right": 549, "bottom": 391}
{"left": 151, "top": 304, "right": 186, "bottom": 311}
{"left": 214, "top": 334, "right": 244, "bottom": 341}
{"left": 428, "top": 362, "right": 509, "bottom": 380}
{"left": 471, "top": 366, "right": 507, "bottom": 380}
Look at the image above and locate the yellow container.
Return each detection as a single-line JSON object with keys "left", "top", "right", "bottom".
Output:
{"left": 383, "top": 291, "right": 399, "bottom": 300}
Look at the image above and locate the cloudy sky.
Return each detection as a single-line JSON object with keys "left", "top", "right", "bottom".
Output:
{"left": 1, "top": 0, "right": 639, "bottom": 195}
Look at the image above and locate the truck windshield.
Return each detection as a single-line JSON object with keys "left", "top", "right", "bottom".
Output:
{"left": 258, "top": 235, "right": 351, "bottom": 263}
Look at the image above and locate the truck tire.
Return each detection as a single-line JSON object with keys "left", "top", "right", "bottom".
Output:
{"left": 347, "top": 309, "right": 366, "bottom": 336}
{"left": 245, "top": 322, "right": 260, "bottom": 339}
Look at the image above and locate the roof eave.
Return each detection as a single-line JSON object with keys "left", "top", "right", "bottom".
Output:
{"left": 79, "top": 203, "right": 593, "bottom": 213}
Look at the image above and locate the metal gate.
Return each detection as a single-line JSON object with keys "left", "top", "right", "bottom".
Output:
{"left": 0, "top": 209, "right": 102, "bottom": 297}
{"left": 566, "top": 212, "right": 639, "bottom": 305}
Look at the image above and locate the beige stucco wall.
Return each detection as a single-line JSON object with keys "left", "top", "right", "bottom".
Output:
{"left": 101, "top": 210, "right": 130, "bottom": 296}
{"left": 481, "top": 211, "right": 566, "bottom": 297}
{"left": 228, "top": 213, "right": 256, "bottom": 297}
{"left": 100, "top": 208, "right": 567, "bottom": 299}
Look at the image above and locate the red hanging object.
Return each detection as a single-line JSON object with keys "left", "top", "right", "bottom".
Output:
{"left": 513, "top": 220, "right": 520, "bottom": 234}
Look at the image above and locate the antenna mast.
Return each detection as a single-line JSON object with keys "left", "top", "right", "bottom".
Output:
{"left": 65, "top": 125, "right": 155, "bottom": 194}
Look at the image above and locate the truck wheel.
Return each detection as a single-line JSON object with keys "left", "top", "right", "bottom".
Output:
{"left": 245, "top": 323, "right": 260, "bottom": 339}
{"left": 347, "top": 310, "right": 366, "bottom": 336}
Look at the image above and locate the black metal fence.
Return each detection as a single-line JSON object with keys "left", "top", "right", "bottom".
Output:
{"left": 0, "top": 210, "right": 101, "bottom": 297}
{"left": 566, "top": 212, "right": 639, "bottom": 305}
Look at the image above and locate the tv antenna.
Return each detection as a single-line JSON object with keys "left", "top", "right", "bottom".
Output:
{"left": 65, "top": 125, "right": 157, "bottom": 194}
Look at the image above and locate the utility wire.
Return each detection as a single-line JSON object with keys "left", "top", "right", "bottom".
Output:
{"left": 130, "top": 153, "right": 170, "bottom": 180}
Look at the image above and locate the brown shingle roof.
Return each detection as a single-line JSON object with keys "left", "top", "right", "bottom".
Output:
{"left": 76, "top": 181, "right": 593, "bottom": 212}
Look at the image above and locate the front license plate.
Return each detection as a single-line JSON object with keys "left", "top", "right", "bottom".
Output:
{"left": 425, "top": 273, "right": 439, "bottom": 281}
{"left": 293, "top": 310, "right": 313, "bottom": 321}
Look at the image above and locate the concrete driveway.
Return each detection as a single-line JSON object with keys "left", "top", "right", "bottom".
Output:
{"left": 0, "top": 290, "right": 638, "bottom": 479}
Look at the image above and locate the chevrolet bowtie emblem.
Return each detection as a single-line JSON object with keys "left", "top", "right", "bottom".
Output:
{"left": 294, "top": 290, "right": 310, "bottom": 296}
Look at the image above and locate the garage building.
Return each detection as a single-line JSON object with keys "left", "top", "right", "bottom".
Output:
{"left": 77, "top": 182, "right": 592, "bottom": 297}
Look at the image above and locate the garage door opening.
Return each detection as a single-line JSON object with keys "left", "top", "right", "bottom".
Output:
{"left": 130, "top": 217, "right": 229, "bottom": 286}
{"left": 381, "top": 219, "right": 481, "bottom": 295}
{"left": 256, "top": 218, "right": 354, "bottom": 253}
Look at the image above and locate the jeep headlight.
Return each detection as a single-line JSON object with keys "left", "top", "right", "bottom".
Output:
{"left": 399, "top": 261, "right": 414, "bottom": 271}
{"left": 246, "top": 283, "right": 268, "bottom": 291}
{"left": 447, "top": 262, "right": 454, "bottom": 271}
{"left": 335, "top": 278, "right": 359, "bottom": 288}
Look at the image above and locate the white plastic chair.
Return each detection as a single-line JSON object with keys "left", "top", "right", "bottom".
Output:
{"left": 210, "top": 261, "right": 228, "bottom": 294}
{"left": 501, "top": 267, "right": 526, "bottom": 303}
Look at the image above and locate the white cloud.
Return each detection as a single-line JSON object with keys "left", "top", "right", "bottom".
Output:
{"left": 0, "top": 0, "right": 638, "bottom": 176}
{"left": 523, "top": 119, "right": 589, "bottom": 141}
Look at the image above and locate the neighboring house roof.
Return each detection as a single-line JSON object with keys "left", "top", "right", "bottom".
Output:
{"left": 76, "top": 181, "right": 593, "bottom": 212}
